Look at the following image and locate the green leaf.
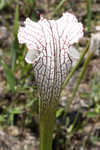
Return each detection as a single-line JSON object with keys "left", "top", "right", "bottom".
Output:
{"left": 80, "top": 92, "right": 89, "bottom": 99}
{"left": 0, "top": 115, "right": 5, "bottom": 123}
{"left": 56, "top": 108, "right": 64, "bottom": 118}
{"left": 13, "top": 5, "right": 19, "bottom": 37}
{"left": 87, "top": 111, "right": 99, "bottom": 118}
{"left": 11, "top": 5, "right": 19, "bottom": 72}
{"left": 11, "top": 38, "right": 19, "bottom": 72}
{"left": 8, "top": 107, "right": 21, "bottom": 125}
{"left": 91, "top": 136, "right": 100, "bottom": 143}
{"left": 1, "top": 61, "right": 16, "bottom": 93}
{"left": 0, "top": 0, "right": 5, "bottom": 10}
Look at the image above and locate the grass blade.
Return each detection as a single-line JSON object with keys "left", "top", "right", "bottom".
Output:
{"left": 1, "top": 61, "right": 16, "bottom": 93}
{"left": 11, "top": 5, "right": 19, "bottom": 72}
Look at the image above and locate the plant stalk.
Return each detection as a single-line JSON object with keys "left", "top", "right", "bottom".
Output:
{"left": 86, "top": 0, "right": 92, "bottom": 32}
{"left": 40, "top": 106, "right": 56, "bottom": 150}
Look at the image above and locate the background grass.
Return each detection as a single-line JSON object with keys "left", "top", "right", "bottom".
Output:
{"left": 0, "top": 0, "right": 100, "bottom": 149}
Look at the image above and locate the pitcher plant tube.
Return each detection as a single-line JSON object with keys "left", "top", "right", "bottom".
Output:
{"left": 18, "top": 12, "right": 83, "bottom": 150}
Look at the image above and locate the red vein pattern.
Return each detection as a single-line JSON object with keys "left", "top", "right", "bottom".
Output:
{"left": 18, "top": 12, "right": 83, "bottom": 108}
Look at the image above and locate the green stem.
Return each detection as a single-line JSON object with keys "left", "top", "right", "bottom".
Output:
{"left": 52, "top": 0, "right": 66, "bottom": 17}
{"left": 40, "top": 107, "right": 56, "bottom": 150}
{"left": 86, "top": 0, "right": 92, "bottom": 32}
{"left": 65, "top": 44, "right": 95, "bottom": 115}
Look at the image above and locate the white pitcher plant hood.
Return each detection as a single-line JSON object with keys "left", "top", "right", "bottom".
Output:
{"left": 18, "top": 12, "right": 83, "bottom": 108}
